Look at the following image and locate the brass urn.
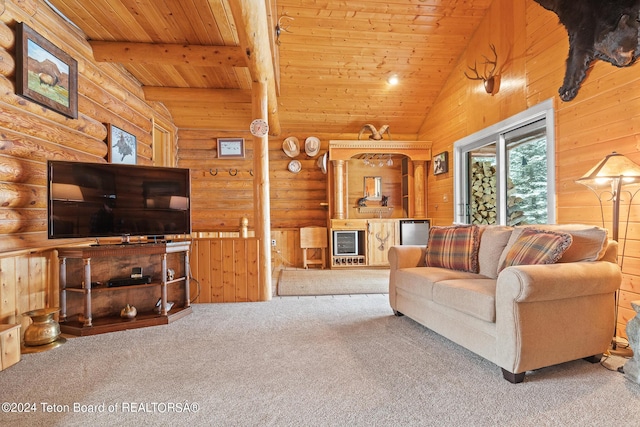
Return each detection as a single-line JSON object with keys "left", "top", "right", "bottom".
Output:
{"left": 23, "top": 307, "right": 61, "bottom": 346}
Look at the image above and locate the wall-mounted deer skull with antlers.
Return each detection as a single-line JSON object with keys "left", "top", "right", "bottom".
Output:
{"left": 464, "top": 44, "right": 499, "bottom": 95}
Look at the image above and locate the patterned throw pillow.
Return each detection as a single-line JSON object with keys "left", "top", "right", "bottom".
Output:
{"left": 498, "top": 228, "right": 572, "bottom": 272}
{"left": 425, "top": 225, "right": 480, "bottom": 273}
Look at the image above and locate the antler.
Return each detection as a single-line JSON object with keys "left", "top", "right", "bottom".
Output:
{"left": 276, "top": 15, "right": 294, "bottom": 45}
{"left": 464, "top": 44, "right": 498, "bottom": 81}
{"left": 358, "top": 124, "right": 390, "bottom": 140}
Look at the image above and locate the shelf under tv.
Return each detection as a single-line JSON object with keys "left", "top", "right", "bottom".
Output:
{"left": 60, "top": 306, "right": 192, "bottom": 336}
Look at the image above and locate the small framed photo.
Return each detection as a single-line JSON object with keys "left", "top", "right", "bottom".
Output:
{"left": 108, "top": 124, "right": 137, "bottom": 164}
{"left": 433, "top": 151, "right": 448, "bottom": 175}
{"left": 217, "top": 138, "right": 245, "bottom": 159}
{"left": 15, "top": 22, "right": 78, "bottom": 119}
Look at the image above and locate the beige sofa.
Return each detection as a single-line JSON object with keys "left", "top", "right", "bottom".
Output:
{"left": 388, "top": 224, "right": 622, "bottom": 383}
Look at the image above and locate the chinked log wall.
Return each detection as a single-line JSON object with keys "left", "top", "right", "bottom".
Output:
{"left": 0, "top": 0, "right": 182, "bottom": 333}
{"left": 421, "top": 0, "right": 640, "bottom": 339}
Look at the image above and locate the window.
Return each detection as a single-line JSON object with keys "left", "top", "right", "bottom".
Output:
{"left": 453, "top": 99, "right": 555, "bottom": 225}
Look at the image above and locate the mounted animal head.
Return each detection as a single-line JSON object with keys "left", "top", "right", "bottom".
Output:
{"left": 464, "top": 44, "right": 499, "bottom": 95}
{"left": 533, "top": 0, "right": 640, "bottom": 101}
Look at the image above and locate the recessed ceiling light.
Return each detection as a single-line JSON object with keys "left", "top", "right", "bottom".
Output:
{"left": 387, "top": 75, "right": 399, "bottom": 85}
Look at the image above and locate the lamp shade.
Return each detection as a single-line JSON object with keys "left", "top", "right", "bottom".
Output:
{"left": 576, "top": 152, "right": 640, "bottom": 190}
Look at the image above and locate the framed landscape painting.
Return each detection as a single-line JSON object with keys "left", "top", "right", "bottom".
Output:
{"left": 15, "top": 22, "right": 78, "bottom": 119}
{"left": 108, "top": 125, "right": 137, "bottom": 165}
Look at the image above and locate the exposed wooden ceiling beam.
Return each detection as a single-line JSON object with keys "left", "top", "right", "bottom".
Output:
{"left": 143, "top": 87, "right": 251, "bottom": 103}
{"left": 228, "top": 0, "right": 281, "bottom": 136}
{"left": 89, "top": 41, "right": 247, "bottom": 67}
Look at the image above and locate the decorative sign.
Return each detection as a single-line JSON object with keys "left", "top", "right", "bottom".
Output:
{"left": 217, "top": 138, "right": 245, "bottom": 159}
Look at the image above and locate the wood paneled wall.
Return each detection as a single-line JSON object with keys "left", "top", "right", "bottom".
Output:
{"left": 0, "top": 0, "right": 177, "bottom": 332}
{"left": 190, "top": 238, "right": 261, "bottom": 303}
{"left": 419, "top": 0, "right": 640, "bottom": 338}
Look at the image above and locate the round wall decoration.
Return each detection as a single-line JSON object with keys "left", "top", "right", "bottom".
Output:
{"left": 287, "top": 160, "right": 302, "bottom": 173}
{"left": 250, "top": 118, "right": 269, "bottom": 137}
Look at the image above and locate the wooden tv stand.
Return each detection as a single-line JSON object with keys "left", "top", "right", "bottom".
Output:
{"left": 58, "top": 241, "right": 192, "bottom": 336}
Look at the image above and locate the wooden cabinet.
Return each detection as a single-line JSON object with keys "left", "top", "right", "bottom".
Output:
{"left": 367, "top": 220, "right": 398, "bottom": 266}
{"left": 329, "top": 219, "right": 398, "bottom": 268}
{"left": 0, "top": 324, "right": 20, "bottom": 371}
{"left": 58, "top": 242, "right": 192, "bottom": 336}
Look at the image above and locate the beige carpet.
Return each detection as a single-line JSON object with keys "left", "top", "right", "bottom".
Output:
{"left": 278, "top": 268, "right": 389, "bottom": 296}
{"left": 1, "top": 295, "right": 636, "bottom": 426}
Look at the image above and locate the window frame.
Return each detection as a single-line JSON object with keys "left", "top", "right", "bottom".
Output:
{"left": 452, "top": 99, "right": 556, "bottom": 225}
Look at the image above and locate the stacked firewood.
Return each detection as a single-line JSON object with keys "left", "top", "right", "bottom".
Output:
{"left": 470, "top": 161, "right": 497, "bottom": 225}
{"left": 470, "top": 160, "right": 526, "bottom": 225}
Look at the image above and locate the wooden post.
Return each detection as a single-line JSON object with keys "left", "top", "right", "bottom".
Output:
{"left": 333, "top": 160, "right": 346, "bottom": 219}
{"left": 253, "top": 81, "right": 272, "bottom": 301}
{"left": 413, "top": 160, "right": 426, "bottom": 218}
{"left": 228, "top": 0, "right": 281, "bottom": 136}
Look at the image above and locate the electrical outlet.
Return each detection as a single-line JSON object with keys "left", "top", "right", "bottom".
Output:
{"left": 271, "top": 239, "right": 277, "bottom": 247}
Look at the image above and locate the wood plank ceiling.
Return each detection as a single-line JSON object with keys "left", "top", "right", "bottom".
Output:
{"left": 46, "top": 0, "right": 493, "bottom": 136}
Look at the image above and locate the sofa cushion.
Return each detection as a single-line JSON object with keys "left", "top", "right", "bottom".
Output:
{"left": 530, "top": 224, "right": 608, "bottom": 262}
{"left": 498, "top": 228, "right": 572, "bottom": 272}
{"left": 498, "top": 224, "right": 608, "bottom": 267}
{"left": 394, "top": 267, "right": 485, "bottom": 300}
{"left": 425, "top": 225, "right": 480, "bottom": 273}
{"left": 432, "top": 279, "right": 497, "bottom": 322}
{"left": 478, "top": 226, "right": 513, "bottom": 279}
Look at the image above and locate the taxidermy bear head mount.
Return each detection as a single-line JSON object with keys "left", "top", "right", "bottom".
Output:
{"left": 534, "top": 0, "right": 640, "bottom": 102}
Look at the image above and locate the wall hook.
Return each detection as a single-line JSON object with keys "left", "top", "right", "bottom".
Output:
{"left": 229, "top": 168, "right": 238, "bottom": 176}
{"left": 249, "top": 169, "right": 254, "bottom": 176}
{"left": 209, "top": 168, "right": 218, "bottom": 176}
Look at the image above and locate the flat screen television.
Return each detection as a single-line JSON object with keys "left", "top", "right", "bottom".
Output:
{"left": 47, "top": 160, "right": 191, "bottom": 239}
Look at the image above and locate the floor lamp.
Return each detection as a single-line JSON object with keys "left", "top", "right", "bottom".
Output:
{"left": 576, "top": 152, "right": 640, "bottom": 349}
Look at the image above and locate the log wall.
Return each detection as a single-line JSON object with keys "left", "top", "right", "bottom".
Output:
{"left": 0, "top": 1, "right": 177, "bottom": 332}
{"left": 420, "top": 0, "right": 640, "bottom": 339}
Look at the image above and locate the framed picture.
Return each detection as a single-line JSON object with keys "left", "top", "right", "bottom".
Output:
{"left": 15, "top": 22, "right": 78, "bottom": 119}
{"left": 433, "top": 151, "right": 448, "bottom": 175}
{"left": 108, "top": 125, "right": 137, "bottom": 164}
{"left": 217, "top": 138, "right": 245, "bottom": 159}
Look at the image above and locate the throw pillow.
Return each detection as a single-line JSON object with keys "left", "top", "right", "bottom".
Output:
{"left": 498, "top": 228, "right": 572, "bottom": 272}
{"left": 477, "top": 226, "right": 513, "bottom": 279}
{"left": 425, "top": 225, "right": 480, "bottom": 273}
{"left": 529, "top": 224, "right": 608, "bottom": 262}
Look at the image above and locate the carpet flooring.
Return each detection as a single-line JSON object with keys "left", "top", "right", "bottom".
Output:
{"left": 1, "top": 295, "right": 638, "bottom": 426}
{"left": 277, "top": 268, "right": 389, "bottom": 296}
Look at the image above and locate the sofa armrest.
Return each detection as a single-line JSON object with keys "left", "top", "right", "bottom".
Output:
{"left": 497, "top": 261, "right": 621, "bottom": 303}
{"left": 388, "top": 245, "right": 427, "bottom": 271}
{"left": 495, "top": 260, "right": 621, "bottom": 375}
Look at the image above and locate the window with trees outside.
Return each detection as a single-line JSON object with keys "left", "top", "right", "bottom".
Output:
{"left": 453, "top": 99, "right": 555, "bottom": 226}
